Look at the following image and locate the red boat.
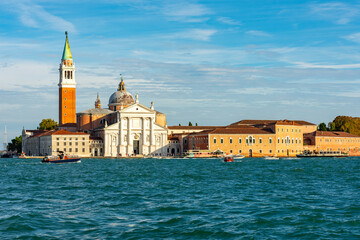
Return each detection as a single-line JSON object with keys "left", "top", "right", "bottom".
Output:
{"left": 223, "top": 156, "right": 234, "bottom": 162}
{"left": 42, "top": 151, "right": 81, "bottom": 163}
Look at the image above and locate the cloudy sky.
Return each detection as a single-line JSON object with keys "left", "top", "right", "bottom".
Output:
{"left": 1, "top": 0, "right": 360, "bottom": 144}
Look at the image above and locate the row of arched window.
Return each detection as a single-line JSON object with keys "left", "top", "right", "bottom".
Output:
{"left": 64, "top": 70, "right": 73, "bottom": 79}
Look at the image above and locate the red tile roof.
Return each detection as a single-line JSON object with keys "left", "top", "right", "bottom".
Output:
{"left": 307, "top": 131, "right": 360, "bottom": 138}
{"left": 168, "top": 126, "right": 221, "bottom": 130}
{"left": 231, "top": 119, "right": 315, "bottom": 126}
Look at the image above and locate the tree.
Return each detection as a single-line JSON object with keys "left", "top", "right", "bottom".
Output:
{"left": 328, "top": 122, "right": 336, "bottom": 131}
{"left": 188, "top": 121, "right": 193, "bottom": 126}
{"left": 317, "top": 122, "right": 328, "bottom": 131}
{"left": 178, "top": 124, "right": 181, "bottom": 126}
{"left": 7, "top": 135, "right": 22, "bottom": 153}
{"left": 196, "top": 123, "right": 198, "bottom": 126}
{"left": 38, "top": 119, "right": 58, "bottom": 130}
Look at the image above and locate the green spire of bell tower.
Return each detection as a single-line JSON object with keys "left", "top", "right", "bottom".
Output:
{"left": 62, "top": 31, "right": 73, "bottom": 60}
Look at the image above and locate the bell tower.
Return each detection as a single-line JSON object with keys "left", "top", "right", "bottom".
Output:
{"left": 58, "top": 31, "right": 76, "bottom": 125}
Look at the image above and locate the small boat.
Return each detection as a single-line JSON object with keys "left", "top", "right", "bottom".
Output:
{"left": 233, "top": 155, "right": 245, "bottom": 160}
{"left": 42, "top": 151, "right": 81, "bottom": 163}
{"left": 296, "top": 151, "right": 348, "bottom": 158}
{"left": 263, "top": 156, "right": 279, "bottom": 160}
{"left": 223, "top": 156, "right": 234, "bottom": 162}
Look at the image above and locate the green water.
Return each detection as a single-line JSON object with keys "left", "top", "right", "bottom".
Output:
{"left": 1, "top": 157, "right": 359, "bottom": 239}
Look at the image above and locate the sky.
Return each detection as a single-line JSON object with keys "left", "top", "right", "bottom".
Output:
{"left": 1, "top": 0, "right": 360, "bottom": 145}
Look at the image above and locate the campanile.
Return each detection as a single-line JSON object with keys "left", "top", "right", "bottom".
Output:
{"left": 58, "top": 31, "right": 76, "bottom": 125}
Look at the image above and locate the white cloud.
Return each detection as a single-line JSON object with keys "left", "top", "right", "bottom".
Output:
{"left": 167, "top": 29, "right": 217, "bottom": 41}
{"left": 162, "top": 1, "right": 212, "bottom": 22}
{"left": 2, "top": 1, "right": 76, "bottom": 32}
{"left": 217, "top": 17, "right": 241, "bottom": 25}
{"left": 310, "top": 2, "right": 359, "bottom": 25}
{"left": 291, "top": 61, "right": 360, "bottom": 69}
{"left": 230, "top": 87, "right": 293, "bottom": 95}
{"left": 344, "top": 32, "right": 360, "bottom": 43}
{"left": 246, "top": 30, "right": 272, "bottom": 37}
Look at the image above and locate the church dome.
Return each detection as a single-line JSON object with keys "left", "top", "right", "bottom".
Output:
{"left": 108, "top": 78, "right": 134, "bottom": 110}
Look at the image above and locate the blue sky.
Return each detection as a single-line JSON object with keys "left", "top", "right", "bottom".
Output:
{"left": 1, "top": 0, "right": 360, "bottom": 144}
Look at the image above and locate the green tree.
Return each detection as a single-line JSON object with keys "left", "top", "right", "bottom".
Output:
{"left": 38, "top": 119, "right": 58, "bottom": 130}
{"left": 7, "top": 135, "right": 22, "bottom": 153}
{"left": 178, "top": 123, "right": 181, "bottom": 126}
{"left": 317, "top": 122, "right": 328, "bottom": 131}
{"left": 196, "top": 123, "right": 198, "bottom": 126}
{"left": 188, "top": 121, "right": 193, "bottom": 126}
{"left": 328, "top": 122, "right": 336, "bottom": 131}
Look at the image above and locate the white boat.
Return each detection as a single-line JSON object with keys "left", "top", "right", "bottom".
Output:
{"left": 233, "top": 155, "right": 245, "bottom": 160}
{"left": 263, "top": 156, "right": 279, "bottom": 160}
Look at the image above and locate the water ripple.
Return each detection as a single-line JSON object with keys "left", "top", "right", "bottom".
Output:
{"left": 0, "top": 157, "right": 359, "bottom": 239}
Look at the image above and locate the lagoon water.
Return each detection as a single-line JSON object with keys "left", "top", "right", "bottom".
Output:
{"left": 1, "top": 157, "right": 359, "bottom": 239}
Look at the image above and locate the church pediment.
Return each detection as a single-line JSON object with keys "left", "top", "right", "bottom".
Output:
{"left": 104, "top": 122, "right": 119, "bottom": 130}
{"left": 121, "top": 103, "right": 154, "bottom": 114}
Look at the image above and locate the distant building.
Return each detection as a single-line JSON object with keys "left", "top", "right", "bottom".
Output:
{"left": 22, "top": 32, "right": 168, "bottom": 157}
{"left": 303, "top": 131, "right": 360, "bottom": 156}
{"left": 22, "top": 129, "right": 90, "bottom": 157}
{"left": 178, "top": 120, "right": 307, "bottom": 157}
{"left": 77, "top": 81, "right": 168, "bottom": 157}
{"left": 58, "top": 31, "right": 76, "bottom": 125}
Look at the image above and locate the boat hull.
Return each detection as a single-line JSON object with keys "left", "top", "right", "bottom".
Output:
{"left": 42, "top": 158, "right": 81, "bottom": 163}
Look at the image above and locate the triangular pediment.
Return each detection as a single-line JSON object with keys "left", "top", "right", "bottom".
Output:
{"left": 120, "top": 103, "right": 154, "bottom": 113}
{"left": 104, "top": 122, "right": 119, "bottom": 130}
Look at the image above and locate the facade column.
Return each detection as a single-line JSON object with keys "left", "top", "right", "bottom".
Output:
{"left": 119, "top": 118, "right": 123, "bottom": 156}
{"left": 150, "top": 117, "right": 154, "bottom": 154}
{"left": 127, "top": 117, "right": 132, "bottom": 155}
{"left": 142, "top": 117, "right": 146, "bottom": 154}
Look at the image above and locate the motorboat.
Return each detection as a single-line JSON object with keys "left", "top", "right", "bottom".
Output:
{"left": 233, "top": 155, "right": 245, "bottom": 160}
{"left": 296, "top": 150, "right": 348, "bottom": 158}
{"left": 223, "top": 156, "right": 234, "bottom": 162}
{"left": 263, "top": 156, "right": 279, "bottom": 160}
{"left": 42, "top": 151, "right": 81, "bottom": 163}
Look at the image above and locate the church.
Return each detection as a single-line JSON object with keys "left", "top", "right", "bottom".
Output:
{"left": 22, "top": 32, "right": 168, "bottom": 157}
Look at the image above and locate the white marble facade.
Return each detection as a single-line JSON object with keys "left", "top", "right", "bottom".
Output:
{"left": 103, "top": 103, "right": 167, "bottom": 157}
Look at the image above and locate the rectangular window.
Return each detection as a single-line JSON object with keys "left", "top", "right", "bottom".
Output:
{"left": 278, "top": 138, "right": 280, "bottom": 143}
{"left": 76, "top": 142, "right": 78, "bottom": 146}
{"left": 56, "top": 138, "right": 59, "bottom": 140}
{"left": 269, "top": 150, "right": 272, "bottom": 153}
{"left": 75, "top": 148, "right": 78, "bottom": 152}
{"left": 220, "top": 138, "right": 224, "bottom": 144}
{"left": 230, "top": 138, "right": 233, "bottom": 144}
{"left": 82, "top": 148, "right": 85, "bottom": 152}
{"left": 82, "top": 142, "right": 85, "bottom": 146}
{"left": 64, "top": 148, "right": 66, "bottom": 152}
{"left": 69, "top": 148, "right": 72, "bottom": 152}
{"left": 230, "top": 150, "right": 233, "bottom": 153}
{"left": 57, "top": 148, "right": 59, "bottom": 152}
{"left": 253, "top": 138, "right": 255, "bottom": 144}
{"left": 214, "top": 138, "right": 217, "bottom": 144}
{"left": 269, "top": 138, "right": 272, "bottom": 144}
{"left": 259, "top": 138, "right": 262, "bottom": 144}
{"left": 259, "top": 150, "right": 262, "bottom": 153}
{"left": 64, "top": 142, "right": 66, "bottom": 146}
{"left": 69, "top": 142, "right": 72, "bottom": 146}
{"left": 57, "top": 142, "right": 59, "bottom": 146}
{"left": 246, "top": 139, "right": 248, "bottom": 144}
{"left": 83, "top": 137, "right": 85, "bottom": 140}
{"left": 239, "top": 150, "right": 242, "bottom": 153}
{"left": 239, "top": 138, "right": 242, "bottom": 144}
